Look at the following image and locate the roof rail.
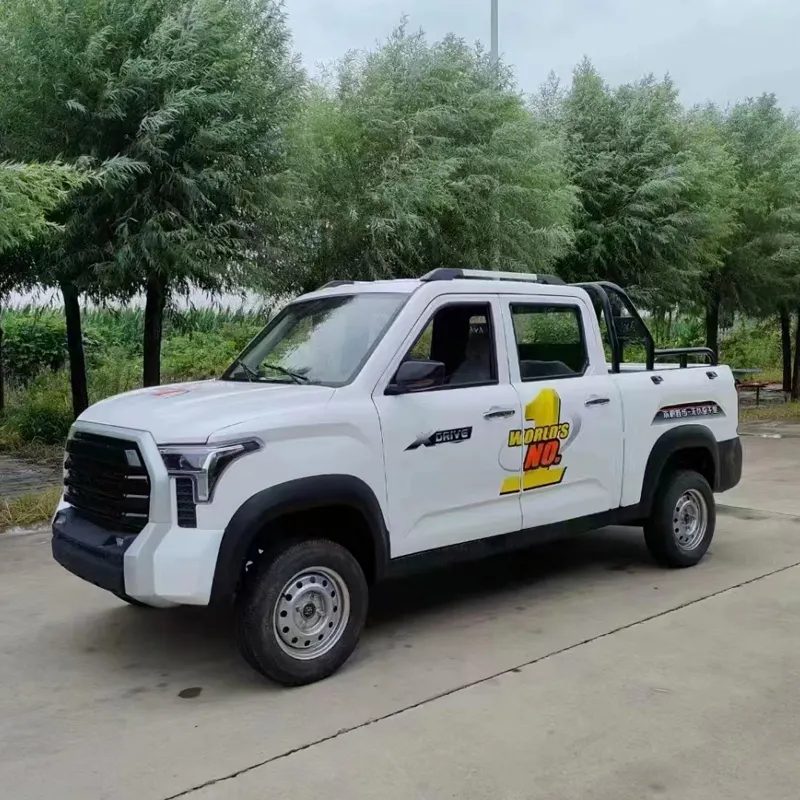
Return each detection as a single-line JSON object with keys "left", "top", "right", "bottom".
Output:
{"left": 421, "top": 268, "right": 565, "bottom": 285}
{"left": 320, "top": 280, "right": 356, "bottom": 289}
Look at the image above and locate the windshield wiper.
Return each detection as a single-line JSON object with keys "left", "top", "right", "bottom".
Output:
{"left": 231, "top": 359, "right": 261, "bottom": 382}
{"left": 261, "top": 363, "right": 310, "bottom": 384}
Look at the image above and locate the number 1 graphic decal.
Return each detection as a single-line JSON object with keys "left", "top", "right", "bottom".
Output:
{"left": 499, "top": 388, "right": 572, "bottom": 495}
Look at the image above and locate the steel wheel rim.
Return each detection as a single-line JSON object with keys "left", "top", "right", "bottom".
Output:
{"left": 673, "top": 489, "right": 708, "bottom": 551}
{"left": 273, "top": 567, "right": 350, "bottom": 660}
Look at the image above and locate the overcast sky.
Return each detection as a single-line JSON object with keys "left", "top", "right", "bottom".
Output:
{"left": 287, "top": 0, "right": 800, "bottom": 109}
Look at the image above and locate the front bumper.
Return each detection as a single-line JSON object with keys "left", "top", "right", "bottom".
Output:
{"left": 52, "top": 504, "right": 226, "bottom": 607}
{"left": 51, "top": 420, "right": 225, "bottom": 607}
{"left": 52, "top": 508, "right": 132, "bottom": 597}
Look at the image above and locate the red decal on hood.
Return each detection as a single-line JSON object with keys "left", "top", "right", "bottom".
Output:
{"left": 151, "top": 388, "right": 189, "bottom": 398}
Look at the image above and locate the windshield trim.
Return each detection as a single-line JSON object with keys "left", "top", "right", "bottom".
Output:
{"left": 220, "top": 292, "right": 409, "bottom": 388}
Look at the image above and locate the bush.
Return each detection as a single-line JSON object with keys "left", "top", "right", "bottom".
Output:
{"left": 719, "top": 319, "right": 781, "bottom": 370}
{"left": 2, "top": 371, "right": 73, "bottom": 444}
{"left": 162, "top": 332, "right": 242, "bottom": 381}
{"left": 83, "top": 308, "right": 144, "bottom": 357}
{"left": 1, "top": 311, "right": 67, "bottom": 384}
{"left": 1, "top": 308, "right": 105, "bottom": 385}
{"left": 88, "top": 349, "right": 142, "bottom": 399}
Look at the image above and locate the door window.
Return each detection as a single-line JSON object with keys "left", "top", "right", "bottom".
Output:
{"left": 403, "top": 303, "right": 497, "bottom": 388}
{"left": 510, "top": 304, "right": 588, "bottom": 380}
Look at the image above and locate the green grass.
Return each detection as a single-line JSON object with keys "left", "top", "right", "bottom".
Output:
{"left": 0, "top": 485, "right": 61, "bottom": 532}
{"left": 740, "top": 402, "right": 800, "bottom": 423}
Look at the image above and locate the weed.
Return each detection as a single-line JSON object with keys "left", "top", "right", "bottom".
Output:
{"left": 0, "top": 485, "right": 62, "bottom": 532}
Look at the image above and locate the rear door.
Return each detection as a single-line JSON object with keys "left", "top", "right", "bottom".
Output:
{"left": 373, "top": 295, "right": 523, "bottom": 557}
{"left": 498, "top": 295, "right": 624, "bottom": 530}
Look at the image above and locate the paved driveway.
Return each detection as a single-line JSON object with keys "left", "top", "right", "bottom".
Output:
{"left": 1, "top": 433, "right": 799, "bottom": 799}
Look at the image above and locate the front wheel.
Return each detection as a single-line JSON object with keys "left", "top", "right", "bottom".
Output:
{"left": 236, "top": 539, "right": 369, "bottom": 686}
{"left": 644, "top": 470, "right": 716, "bottom": 568}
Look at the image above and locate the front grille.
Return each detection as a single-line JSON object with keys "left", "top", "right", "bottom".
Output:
{"left": 64, "top": 432, "right": 151, "bottom": 533}
{"left": 175, "top": 477, "right": 197, "bottom": 528}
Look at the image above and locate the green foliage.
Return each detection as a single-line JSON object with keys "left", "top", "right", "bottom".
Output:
{"left": 1, "top": 312, "right": 68, "bottom": 384}
{"left": 0, "top": 303, "right": 266, "bottom": 446}
{"left": 270, "top": 24, "right": 574, "bottom": 294}
{"left": 717, "top": 96, "right": 800, "bottom": 315}
{"left": 718, "top": 319, "right": 782, "bottom": 370}
{"left": 2, "top": 371, "right": 74, "bottom": 444}
{"left": 162, "top": 332, "right": 241, "bottom": 381}
{"left": 0, "top": 0, "right": 303, "bottom": 399}
{"left": 0, "top": 161, "right": 87, "bottom": 259}
{"left": 4, "top": 13, "right": 800, "bottom": 435}
{"left": 537, "top": 61, "right": 739, "bottom": 307}
{"left": 0, "top": 304, "right": 266, "bottom": 387}
{"left": 0, "top": 0, "right": 303, "bottom": 296}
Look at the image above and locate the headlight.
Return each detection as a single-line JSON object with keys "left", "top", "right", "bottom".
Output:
{"left": 158, "top": 439, "right": 261, "bottom": 503}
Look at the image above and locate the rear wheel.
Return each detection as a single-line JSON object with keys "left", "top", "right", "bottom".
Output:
{"left": 644, "top": 470, "right": 715, "bottom": 568}
{"left": 236, "top": 539, "right": 368, "bottom": 686}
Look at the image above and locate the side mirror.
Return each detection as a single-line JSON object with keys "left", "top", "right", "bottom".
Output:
{"left": 385, "top": 360, "right": 445, "bottom": 395}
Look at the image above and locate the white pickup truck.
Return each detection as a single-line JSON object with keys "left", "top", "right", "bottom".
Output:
{"left": 52, "top": 269, "right": 742, "bottom": 685}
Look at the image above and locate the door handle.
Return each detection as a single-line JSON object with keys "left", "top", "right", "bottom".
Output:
{"left": 483, "top": 406, "right": 517, "bottom": 420}
{"left": 585, "top": 397, "right": 610, "bottom": 407}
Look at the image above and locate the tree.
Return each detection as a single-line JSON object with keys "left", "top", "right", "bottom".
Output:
{"left": 680, "top": 104, "right": 741, "bottom": 354}
{"left": 718, "top": 97, "right": 800, "bottom": 390}
{"left": 0, "top": 160, "right": 88, "bottom": 413}
{"left": 270, "top": 24, "right": 574, "bottom": 294}
{"left": 548, "top": 60, "right": 739, "bottom": 316}
{"left": 0, "top": 0, "right": 302, "bottom": 393}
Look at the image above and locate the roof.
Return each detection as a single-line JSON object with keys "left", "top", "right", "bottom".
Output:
{"left": 302, "top": 268, "right": 571, "bottom": 299}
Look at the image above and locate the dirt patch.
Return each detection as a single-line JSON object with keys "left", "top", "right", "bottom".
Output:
{"left": 0, "top": 454, "right": 61, "bottom": 500}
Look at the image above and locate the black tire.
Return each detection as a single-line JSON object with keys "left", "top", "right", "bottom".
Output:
{"left": 236, "top": 539, "right": 368, "bottom": 686}
{"left": 644, "top": 469, "right": 716, "bottom": 568}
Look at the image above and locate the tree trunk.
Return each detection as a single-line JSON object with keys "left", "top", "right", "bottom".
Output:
{"left": 705, "top": 292, "right": 720, "bottom": 355}
{"left": 0, "top": 304, "right": 5, "bottom": 415}
{"left": 61, "top": 281, "right": 90, "bottom": 418}
{"left": 793, "top": 307, "right": 800, "bottom": 402}
{"left": 142, "top": 273, "right": 167, "bottom": 387}
{"left": 780, "top": 307, "right": 792, "bottom": 393}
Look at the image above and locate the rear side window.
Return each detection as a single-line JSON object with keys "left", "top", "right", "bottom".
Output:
{"left": 511, "top": 304, "right": 587, "bottom": 380}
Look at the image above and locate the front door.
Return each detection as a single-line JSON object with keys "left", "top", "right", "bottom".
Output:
{"left": 373, "top": 296, "right": 523, "bottom": 557}
{"left": 498, "top": 296, "right": 624, "bottom": 530}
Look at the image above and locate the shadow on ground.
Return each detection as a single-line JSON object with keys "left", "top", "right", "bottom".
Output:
{"left": 51, "top": 526, "right": 657, "bottom": 687}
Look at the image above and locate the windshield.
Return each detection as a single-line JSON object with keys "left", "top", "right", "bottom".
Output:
{"left": 222, "top": 293, "right": 406, "bottom": 387}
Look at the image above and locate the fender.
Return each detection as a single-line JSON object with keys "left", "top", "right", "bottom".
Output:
{"left": 638, "top": 425, "right": 720, "bottom": 515}
{"left": 210, "top": 474, "right": 390, "bottom": 604}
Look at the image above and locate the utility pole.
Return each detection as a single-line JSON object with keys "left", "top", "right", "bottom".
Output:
{"left": 490, "top": 0, "right": 499, "bottom": 65}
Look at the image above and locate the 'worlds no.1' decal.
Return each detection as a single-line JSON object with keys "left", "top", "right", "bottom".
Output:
{"left": 499, "top": 388, "right": 579, "bottom": 495}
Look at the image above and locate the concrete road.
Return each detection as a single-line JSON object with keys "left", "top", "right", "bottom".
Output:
{"left": 721, "top": 433, "right": 800, "bottom": 517}
{"left": 1, "top": 435, "right": 799, "bottom": 800}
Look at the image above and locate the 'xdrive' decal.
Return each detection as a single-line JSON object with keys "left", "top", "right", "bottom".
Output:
{"left": 405, "top": 427, "right": 473, "bottom": 450}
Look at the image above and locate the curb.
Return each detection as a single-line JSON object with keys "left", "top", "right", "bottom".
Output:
{"left": 0, "top": 524, "right": 50, "bottom": 537}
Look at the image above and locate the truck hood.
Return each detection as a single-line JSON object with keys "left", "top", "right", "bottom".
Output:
{"left": 78, "top": 380, "right": 336, "bottom": 444}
